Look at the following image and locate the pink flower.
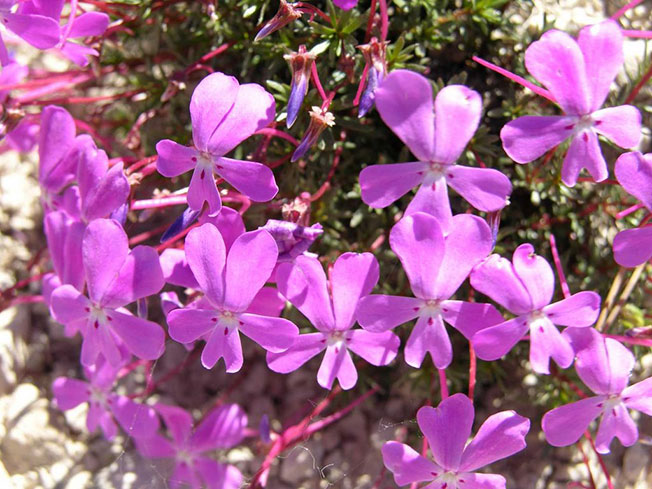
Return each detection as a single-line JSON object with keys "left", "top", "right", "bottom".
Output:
{"left": 136, "top": 403, "right": 246, "bottom": 489}
{"left": 470, "top": 243, "right": 601, "bottom": 374}
{"left": 267, "top": 253, "right": 400, "bottom": 390}
{"left": 383, "top": 393, "right": 530, "bottom": 489}
{"left": 543, "top": 328, "right": 652, "bottom": 453}
{"left": 166, "top": 223, "right": 298, "bottom": 372}
{"left": 0, "top": 0, "right": 59, "bottom": 64}
{"left": 500, "top": 20, "right": 642, "bottom": 186}
{"left": 359, "top": 70, "right": 511, "bottom": 232}
{"left": 156, "top": 72, "right": 278, "bottom": 216}
{"left": 357, "top": 212, "right": 502, "bottom": 369}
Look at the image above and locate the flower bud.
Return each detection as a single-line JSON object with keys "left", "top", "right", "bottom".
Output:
{"left": 284, "top": 45, "right": 316, "bottom": 128}
{"left": 255, "top": 0, "right": 302, "bottom": 42}
{"left": 291, "top": 106, "right": 335, "bottom": 162}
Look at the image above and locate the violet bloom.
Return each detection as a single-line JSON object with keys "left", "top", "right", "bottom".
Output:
{"left": 136, "top": 403, "right": 246, "bottom": 489}
{"left": 360, "top": 70, "right": 511, "bottom": 231}
{"left": 470, "top": 243, "right": 601, "bottom": 374}
{"left": 156, "top": 72, "right": 278, "bottom": 216}
{"left": 0, "top": 0, "right": 59, "bottom": 64}
{"left": 260, "top": 219, "right": 323, "bottom": 262}
{"left": 543, "top": 328, "right": 652, "bottom": 453}
{"left": 50, "top": 219, "right": 166, "bottom": 367}
{"left": 383, "top": 393, "right": 530, "bottom": 489}
{"left": 500, "top": 20, "right": 641, "bottom": 187}
{"left": 166, "top": 223, "right": 298, "bottom": 372}
{"left": 284, "top": 45, "right": 315, "bottom": 128}
{"left": 52, "top": 357, "right": 159, "bottom": 440}
{"left": 357, "top": 212, "right": 502, "bottom": 369}
{"left": 613, "top": 151, "right": 652, "bottom": 267}
{"left": 334, "top": 0, "right": 358, "bottom": 10}
{"left": 267, "top": 253, "right": 400, "bottom": 391}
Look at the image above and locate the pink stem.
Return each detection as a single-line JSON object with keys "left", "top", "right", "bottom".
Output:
{"left": 611, "top": 0, "right": 644, "bottom": 19}
{"left": 9, "top": 295, "right": 44, "bottom": 306}
{"left": 549, "top": 234, "right": 571, "bottom": 299}
{"left": 604, "top": 334, "right": 652, "bottom": 347}
{"left": 438, "top": 368, "right": 449, "bottom": 400}
{"left": 616, "top": 202, "right": 645, "bottom": 219}
{"left": 353, "top": 63, "right": 370, "bottom": 107}
{"left": 622, "top": 29, "right": 652, "bottom": 39}
{"left": 61, "top": 0, "right": 79, "bottom": 45}
{"left": 310, "top": 62, "right": 328, "bottom": 103}
{"left": 364, "top": 0, "right": 378, "bottom": 42}
{"left": 254, "top": 127, "right": 299, "bottom": 146}
{"left": 130, "top": 195, "right": 188, "bottom": 210}
{"left": 379, "top": 0, "right": 388, "bottom": 41}
{"left": 468, "top": 343, "right": 476, "bottom": 400}
{"left": 472, "top": 55, "right": 557, "bottom": 103}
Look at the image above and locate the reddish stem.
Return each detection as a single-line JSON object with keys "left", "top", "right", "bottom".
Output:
{"left": 438, "top": 368, "right": 449, "bottom": 400}
{"left": 468, "top": 343, "right": 476, "bottom": 400}
{"left": 254, "top": 127, "right": 300, "bottom": 146}
{"left": 625, "top": 61, "right": 652, "bottom": 104}
{"left": 379, "top": 0, "right": 388, "bottom": 41}
{"left": 616, "top": 202, "right": 645, "bottom": 220}
{"left": 365, "top": 0, "right": 378, "bottom": 42}
{"left": 611, "top": 0, "right": 644, "bottom": 19}
{"left": 576, "top": 441, "right": 598, "bottom": 489}
{"left": 584, "top": 431, "right": 614, "bottom": 489}
{"left": 549, "top": 234, "right": 571, "bottom": 299}
{"left": 353, "top": 63, "right": 370, "bottom": 107}
{"left": 310, "top": 62, "right": 328, "bottom": 103}
{"left": 130, "top": 195, "right": 187, "bottom": 211}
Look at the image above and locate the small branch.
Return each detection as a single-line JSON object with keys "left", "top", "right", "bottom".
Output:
{"left": 596, "top": 268, "right": 626, "bottom": 331}
{"left": 604, "top": 264, "right": 646, "bottom": 332}
{"left": 549, "top": 234, "right": 570, "bottom": 299}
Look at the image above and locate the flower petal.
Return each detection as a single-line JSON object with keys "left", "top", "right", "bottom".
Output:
{"left": 375, "top": 69, "right": 435, "bottom": 161}
{"left": 246, "top": 286, "right": 285, "bottom": 316}
{"left": 195, "top": 458, "right": 242, "bottom": 489}
{"left": 447, "top": 165, "right": 512, "bottom": 213}
{"left": 417, "top": 394, "right": 474, "bottom": 471}
{"left": 156, "top": 140, "right": 198, "bottom": 177}
{"left": 592, "top": 105, "right": 641, "bottom": 149}
{"left": 39, "top": 106, "right": 77, "bottom": 191}
{"left": 404, "top": 179, "right": 453, "bottom": 233}
{"left": 470, "top": 255, "right": 532, "bottom": 314}
{"left": 623, "top": 378, "right": 652, "bottom": 416}
{"left": 202, "top": 327, "right": 243, "bottom": 372}
{"left": 50, "top": 284, "right": 91, "bottom": 325}
{"left": 454, "top": 473, "right": 506, "bottom": 489}
{"left": 595, "top": 403, "right": 638, "bottom": 454}
{"left": 191, "top": 403, "right": 247, "bottom": 451}
{"left": 434, "top": 214, "right": 493, "bottom": 299}
{"left": 154, "top": 403, "right": 193, "bottom": 445}
{"left": 5, "top": 13, "right": 60, "bottom": 49}
{"left": 529, "top": 316, "right": 573, "bottom": 374}
{"left": 190, "top": 72, "right": 239, "bottom": 152}
{"left": 160, "top": 248, "right": 199, "bottom": 289}
{"left": 224, "top": 230, "right": 278, "bottom": 312}
{"left": 356, "top": 295, "right": 421, "bottom": 333}
{"left": 199, "top": 205, "right": 245, "bottom": 251}
{"left": 614, "top": 151, "right": 652, "bottom": 210}
{"left": 207, "top": 82, "right": 275, "bottom": 156}
{"left": 276, "top": 256, "right": 335, "bottom": 331}
{"left": 167, "top": 308, "right": 218, "bottom": 344}
{"left": 472, "top": 316, "right": 529, "bottom": 362}
{"left": 562, "top": 130, "right": 608, "bottom": 187}
{"left": 389, "top": 212, "right": 445, "bottom": 300}
{"left": 82, "top": 219, "right": 129, "bottom": 304}
{"left": 317, "top": 345, "right": 357, "bottom": 390}
{"left": 578, "top": 20, "right": 624, "bottom": 111}
{"left": 347, "top": 329, "right": 399, "bottom": 366}
{"left": 215, "top": 157, "right": 278, "bottom": 202}
{"left": 238, "top": 313, "right": 298, "bottom": 353}
{"left": 266, "top": 333, "right": 327, "bottom": 373}
{"left": 433, "top": 85, "right": 482, "bottom": 164}
{"left": 543, "top": 291, "right": 600, "bottom": 327}
{"left": 500, "top": 115, "right": 573, "bottom": 163}
{"left": 405, "top": 314, "right": 452, "bottom": 369}
{"left": 110, "top": 395, "right": 160, "bottom": 438}
{"left": 108, "top": 310, "right": 165, "bottom": 361}
{"left": 82, "top": 161, "right": 130, "bottom": 222}
{"left": 460, "top": 410, "right": 530, "bottom": 472}
{"left": 68, "top": 11, "right": 110, "bottom": 37}
{"left": 330, "top": 252, "right": 379, "bottom": 330}
{"left": 524, "top": 29, "right": 591, "bottom": 115}
{"left": 613, "top": 227, "right": 652, "bottom": 268}
{"left": 441, "top": 300, "right": 504, "bottom": 340}
{"left": 542, "top": 396, "right": 605, "bottom": 447}
{"left": 359, "top": 162, "right": 427, "bottom": 209}
{"left": 382, "top": 441, "right": 442, "bottom": 486}
{"left": 135, "top": 434, "right": 176, "bottom": 458}
{"left": 185, "top": 223, "right": 226, "bottom": 306}
{"left": 512, "top": 243, "right": 554, "bottom": 310}
{"left": 187, "top": 165, "right": 221, "bottom": 215}
{"left": 52, "top": 378, "right": 90, "bottom": 410}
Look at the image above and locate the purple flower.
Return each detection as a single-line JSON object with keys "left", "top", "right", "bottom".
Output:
{"left": 260, "top": 219, "right": 323, "bottom": 262}
{"left": 500, "top": 20, "right": 642, "bottom": 187}
{"left": 543, "top": 328, "right": 652, "bottom": 453}
{"left": 136, "top": 403, "right": 246, "bottom": 489}
{"left": 267, "top": 253, "right": 400, "bottom": 390}
{"left": 291, "top": 106, "right": 335, "bottom": 162}
{"left": 383, "top": 393, "right": 530, "bottom": 489}
{"left": 357, "top": 37, "right": 388, "bottom": 118}
{"left": 50, "top": 219, "right": 166, "bottom": 367}
{"left": 166, "top": 223, "right": 298, "bottom": 372}
{"left": 52, "top": 357, "right": 159, "bottom": 440}
{"left": 156, "top": 72, "right": 278, "bottom": 216}
{"left": 357, "top": 212, "right": 502, "bottom": 369}
{"left": 254, "top": 0, "right": 302, "bottom": 42}
{"left": 470, "top": 243, "right": 601, "bottom": 374}
{"left": 0, "top": 59, "right": 26, "bottom": 103}
{"left": 360, "top": 70, "right": 512, "bottom": 231}
{"left": 612, "top": 151, "right": 652, "bottom": 267}
{"left": 0, "top": 0, "right": 59, "bottom": 64}
{"left": 334, "top": 0, "right": 358, "bottom": 10}
{"left": 284, "top": 45, "right": 315, "bottom": 128}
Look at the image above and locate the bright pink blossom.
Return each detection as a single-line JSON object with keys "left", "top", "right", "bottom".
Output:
{"left": 383, "top": 393, "right": 530, "bottom": 489}
{"left": 357, "top": 212, "right": 502, "bottom": 369}
{"left": 359, "top": 69, "right": 511, "bottom": 231}
{"left": 500, "top": 20, "right": 641, "bottom": 186}
{"left": 0, "top": 0, "right": 59, "bottom": 64}
{"left": 543, "top": 328, "right": 652, "bottom": 453}
{"left": 136, "top": 403, "right": 246, "bottom": 489}
{"left": 267, "top": 253, "right": 400, "bottom": 390}
{"left": 470, "top": 243, "right": 601, "bottom": 374}
{"left": 156, "top": 72, "right": 278, "bottom": 216}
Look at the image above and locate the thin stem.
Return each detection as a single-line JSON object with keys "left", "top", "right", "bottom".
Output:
{"left": 584, "top": 431, "right": 614, "bottom": 489}
{"left": 310, "top": 62, "right": 328, "bottom": 103}
{"left": 61, "top": 0, "right": 79, "bottom": 45}
{"left": 468, "top": 343, "right": 476, "bottom": 400}
{"left": 616, "top": 202, "right": 644, "bottom": 220}
{"left": 576, "top": 441, "right": 598, "bottom": 489}
{"left": 364, "top": 0, "right": 378, "bottom": 42}
{"left": 378, "top": 0, "right": 388, "bottom": 41}
{"left": 353, "top": 63, "right": 370, "bottom": 107}
{"left": 625, "top": 60, "right": 652, "bottom": 104}
{"left": 604, "top": 334, "right": 652, "bottom": 348}
{"left": 549, "top": 234, "right": 570, "bottom": 299}
{"left": 130, "top": 195, "right": 188, "bottom": 211}
{"left": 596, "top": 268, "right": 626, "bottom": 331}
{"left": 294, "top": 2, "right": 331, "bottom": 23}
{"left": 438, "top": 368, "right": 449, "bottom": 400}
{"left": 472, "top": 56, "right": 557, "bottom": 103}
{"left": 604, "top": 263, "right": 646, "bottom": 332}
{"left": 254, "top": 127, "right": 299, "bottom": 146}
{"left": 611, "top": 0, "right": 644, "bottom": 19}
{"left": 622, "top": 29, "right": 652, "bottom": 39}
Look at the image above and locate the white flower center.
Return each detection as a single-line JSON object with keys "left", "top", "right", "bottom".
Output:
{"left": 527, "top": 310, "right": 549, "bottom": 334}
{"left": 215, "top": 310, "right": 240, "bottom": 336}
{"left": 327, "top": 330, "right": 347, "bottom": 348}
{"left": 432, "top": 471, "right": 461, "bottom": 488}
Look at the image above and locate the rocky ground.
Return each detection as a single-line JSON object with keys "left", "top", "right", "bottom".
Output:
{"left": 1, "top": 1, "right": 651, "bottom": 488}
